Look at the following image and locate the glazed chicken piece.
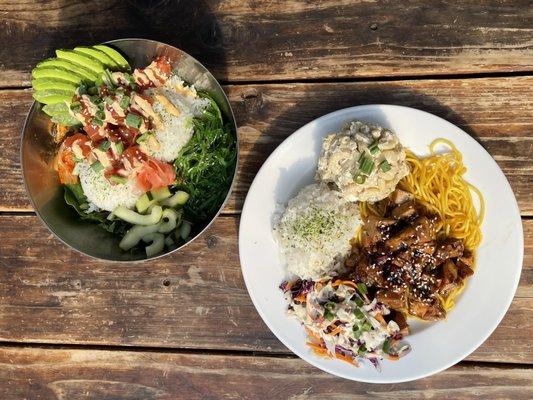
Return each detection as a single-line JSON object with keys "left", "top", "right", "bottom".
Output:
{"left": 376, "top": 289, "right": 406, "bottom": 309}
{"left": 408, "top": 298, "right": 446, "bottom": 321}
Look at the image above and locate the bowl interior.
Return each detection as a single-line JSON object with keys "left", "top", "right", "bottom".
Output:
{"left": 21, "top": 39, "right": 237, "bottom": 261}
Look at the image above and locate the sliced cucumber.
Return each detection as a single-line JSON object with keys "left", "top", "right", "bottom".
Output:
{"left": 135, "top": 193, "right": 156, "bottom": 214}
{"left": 142, "top": 232, "right": 165, "bottom": 257}
{"left": 113, "top": 205, "right": 163, "bottom": 225}
{"left": 33, "top": 90, "right": 73, "bottom": 105}
{"left": 158, "top": 208, "right": 181, "bottom": 234}
{"left": 119, "top": 223, "right": 161, "bottom": 251}
{"left": 93, "top": 45, "right": 131, "bottom": 71}
{"left": 164, "top": 235, "right": 175, "bottom": 247}
{"left": 161, "top": 191, "right": 189, "bottom": 207}
{"left": 151, "top": 187, "right": 172, "bottom": 201}
{"left": 178, "top": 221, "right": 192, "bottom": 240}
{"left": 31, "top": 78, "right": 77, "bottom": 92}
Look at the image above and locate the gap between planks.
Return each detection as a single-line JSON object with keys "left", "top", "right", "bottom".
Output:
{"left": 1, "top": 70, "right": 533, "bottom": 92}
{"left": 0, "top": 341, "right": 531, "bottom": 369}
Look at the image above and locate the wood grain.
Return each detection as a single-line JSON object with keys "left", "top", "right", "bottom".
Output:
{"left": 1, "top": 0, "right": 532, "bottom": 86}
{"left": 1, "top": 76, "right": 532, "bottom": 214}
{"left": 0, "top": 214, "right": 531, "bottom": 363}
{"left": 0, "top": 346, "right": 532, "bottom": 400}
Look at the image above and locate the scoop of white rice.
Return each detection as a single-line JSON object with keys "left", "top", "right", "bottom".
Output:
{"left": 273, "top": 184, "right": 361, "bottom": 279}
{"left": 76, "top": 162, "right": 141, "bottom": 212}
{"left": 146, "top": 75, "right": 210, "bottom": 162}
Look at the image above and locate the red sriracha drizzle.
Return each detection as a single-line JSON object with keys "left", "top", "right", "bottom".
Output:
{"left": 61, "top": 56, "right": 176, "bottom": 192}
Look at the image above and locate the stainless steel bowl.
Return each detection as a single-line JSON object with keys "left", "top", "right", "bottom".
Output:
{"left": 21, "top": 38, "right": 238, "bottom": 261}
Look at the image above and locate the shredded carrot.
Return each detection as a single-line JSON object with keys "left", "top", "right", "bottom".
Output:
{"left": 294, "top": 293, "right": 306, "bottom": 303}
{"left": 388, "top": 354, "right": 400, "bottom": 361}
{"left": 331, "top": 279, "right": 357, "bottom": 289}
{"left": 307, "top": 342, "right": 328, "bottom": 356}
{"left": 305, "top": 329, "right": 322, "bottom": 343}
{"left": 374, "top": 313, "right": 387, "bottom": 327}
{"left": 328, "top": 325, "right": 343, "bottom": 336}
{"left": 336, "top": 353, "right": 359, "bottom": 366}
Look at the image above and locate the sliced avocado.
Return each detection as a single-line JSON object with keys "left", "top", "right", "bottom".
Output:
{"left": 74, "top": 46, "right": 119, "bottom": 69}
{"left": 42, "top": 102, "right": 69, "bottom": 116}
{"left": 51, "top": 112, "right": 81, "bottom": 127}
{"left": 93, "top": 45, "right": 131, "bottom": 71}
{"left": 37, "top": 58, "right": 98, "bottom": 82}
{"left": 33, "top": 89, "right": 73, "bottom": 105}
{"left": 32, "top": 67, "right": 83, "bottom": 85}
{"left": 32, "top": 78, "right": 77, "bottom": 92}
{"left": 56, "top": 49, "right": 104, "bottom": 74}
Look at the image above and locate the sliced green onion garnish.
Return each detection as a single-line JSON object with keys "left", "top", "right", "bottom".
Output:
{"left": 369, "top": 141, "right": 380, "bottom": 155}
{"left": 69, "top": 101, "right": 81, "bottom": 111}
{"left": 90, "top": 94, "right": 102, "bottom": 104}
{"left": 354, "top": 308, "right": 365, "bottom": 320}
{"left": 357, "top": 282, "right": 368, "bottom": 295}
{"left": 95, "top": 109, "right": 105, "bottom": 120}
{"left": 352, "top": 327, "right": 361, "bottom": 338}
{"left": 358, "top": 152, "right": 366, "bottom": 164}
{"left": 109, "top": 175, "right": 127, "bottom": 185}
{"left": 382, "top": 338, "right": 391, "bottom": 354}
{"left": 105, "top": 96, "right": 114, "bottom": 105}
{"left": 324, "top": 301, "right": 336, "bottom": 311}
{"left": 77, "top": 85, "right": 87, "bottom": 95}
{"left": 359, "top": 158, "right": 375, "bottom": 175}
{"left": 357, "top": 344, "right": 367, "bottom": 355}
{"left": 87, "top": 86, "right": 98, "bottom": 95}
{"left": 354, "top": 174, "right": 366, "bottom": 184}
{"left": 361, "top": 321, "right": 372, "bottom": 332}
{"left": 92, "top": 117, "right": 104, "bottom": 126}
{"left": 115, "top": 141, "right": 124, "bottom": 155}
{"left": 379, "top": 159, "right": 391, "bottom": 172}
{"left": 99, "top": 140, "right": 111, "bottom": 151}
{"left": 354, "top": 296, "right": 364, "bottom": 307}
{"left": 125, "top": 112, "right": 142, "bottom": 129}
{"left": 136, "top": 132, "right": 151, "bottom": 143}
{"left": 324, "top": 310, "right": 335, "bottom": 321}
{"left": 119, "top": 96, "right": 130, "bottom": 109}
{"left": 90, "top": 160, "right": 104, "bottom": 172}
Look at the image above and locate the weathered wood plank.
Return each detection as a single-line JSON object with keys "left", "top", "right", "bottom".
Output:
{"left": 0, "top": 215, "right": 531, "bottom": 363}
{"left": 0, "top": 346, "right": 531, "bottom": 400}
{"left": 1, "top": 77, "right": 531, "bottom": 214}
{"left": 0, "top": 0, "right": 532, "bottom": 86}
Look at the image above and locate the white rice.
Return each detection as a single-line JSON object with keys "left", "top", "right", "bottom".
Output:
{"left": 76, "top": 162, "right": 142, "bottom": 212}
{"left": 273, "top": 184, "right": 362, "bottom": 280}
{"left": 146, "top": 75, "right": 210, "bottom": 162}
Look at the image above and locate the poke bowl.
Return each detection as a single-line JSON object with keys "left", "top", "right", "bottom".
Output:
{"left": 21, "top": 38, "right": 238, "bottom": 261}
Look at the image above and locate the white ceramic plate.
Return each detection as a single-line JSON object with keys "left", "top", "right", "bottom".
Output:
{"left": 239, "top": 105, "right": 523, "bottom": 383}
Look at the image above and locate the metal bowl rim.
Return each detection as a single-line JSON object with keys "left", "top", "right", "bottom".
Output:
{"left": 20, "top": 37, "right": 240, "bottom": 263}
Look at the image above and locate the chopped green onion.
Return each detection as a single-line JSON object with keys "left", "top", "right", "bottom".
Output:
{"left": 119, "top": 96, "right": 130, "bottom": 109}
{"left": 357, "top": 282, "right": 368, "bottom": 295}
{"left": 95, "top": 109, "right": 105, "bottom": 120}
{"left": 125, "top": 112, "right": 142, "bottom": 129}
{"left": 105, "top": 96, "right": 114, "bottom": 105}
{"left": 357, "top": 344, "right": 367, "bottom": 355}
{"left": 77, "top": 85, "right": 87, "bottom": 95}
{"left": 352, "top": 327, "right": 361, "bottom": 338}
{"left": 104, "top": 70, "right": 115, "bottom": 87}
{"left": 354, "top": 296, "right": 364, "bottom": 307}
{"left": 99, "top": 140, "right": 111, "bottom": 151}
{"left": 136, "top": 132, "right": 151, "bottom": 143}
{"left": 71, "top": 154, "right": 83, "bottom": 163}
{"left": 354, "top": 308, "right": 365, "bottom": 320}
{"left": 69, "top": 101, "right": 81, "bottom": 112}
{"left": 87, "top": 86, "right": 98, "bottom": 95}
{"left": 358, "top": 152, "right": 366, "bottom": 164}
{"left": 379, "top": 159, "right": 391, "bottom": 172}
{"left": 324, "top": 301, "right": 336, "bottom": 311}
{"left": 115, "top": 141, "right": 124, "bottom": 155}
{"left": 324, "top": 310, "right": 335, "bottom": 321}
{"left": 368, "top": 141, "right": 380, "bottom": 155}
{"left": 90, "top": 161, "right": 104, "bottom": 172}
{"left": 359, "top": 158, "right": 375, "bottom": 175}
{"left": 92, "top": 117, "right": 104, "bottom": 126}
{"left": 109, "top": 175, "right": 127, "bottom": 185}
{"left": 90, "top": 95, "right": 102, "bottom": 104}
{"left": 361, "top": 321, "right": 372, "bottom": 332}
{"left": 382, "top": 338, "right": 391, "bottom": 354}
{"left": 354, "top": 174, "right": 366, "bottom": 184}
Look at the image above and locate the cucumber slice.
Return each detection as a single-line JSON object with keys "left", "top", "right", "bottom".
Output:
{"left": 158, "top": 208, "right": 181, "bottom": 234}
{"left": 74, "top": 46, "right": 119, "bottom": 69}
{"left": 32, "top": 67, "right": 83, "bottom": 85}
{"left": 56, "top": 49, "right": 105, "bottom": 74}
{"left": 135, "top": 193, "right": 157, "bottom": 214}
{"left": 33, "top": 90, "right": 73, "bottom": 105}
{"left": 32, "top": 78, "right": 77, "bottom": 92}
{"left": 178, "top": 221, "right": 192, "bottom": 240}
{"left": 119, "top": 223, "right": 161, "bottom": 251}
{"left": 161, "top": 191, "right": 189, "bottom": 207}
{"left": 150, "top": 187, "right": 172, "bottom": 201}
{"left": 164, "top": 235, "right": 175, "bottom": 247}
{"left": 93, "top": 45, "right": 131, "bottom": 71}
{"left": 142, "top": 232, "right": 165, "bottom": 257}
{"left": 37, "top": 58, "right": 98, "bottom": 82}
{"left": 113, "top": 205, "right": 163, "bottom": 225}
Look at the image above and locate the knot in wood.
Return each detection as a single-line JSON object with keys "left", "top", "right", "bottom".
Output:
{"left": 241, "top": 89, "right": 263, "bottom": 113}
{"left": 206, "top": 235, "right": 218, "bottom": 249}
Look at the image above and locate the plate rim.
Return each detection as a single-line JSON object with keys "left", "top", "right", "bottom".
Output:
{"left": 238, "top": 104, "right": 524, "bottom": 383}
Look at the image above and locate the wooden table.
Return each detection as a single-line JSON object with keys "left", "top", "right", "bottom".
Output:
{"left": 0, "top": 1, "right": 532, "bottom": 398}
